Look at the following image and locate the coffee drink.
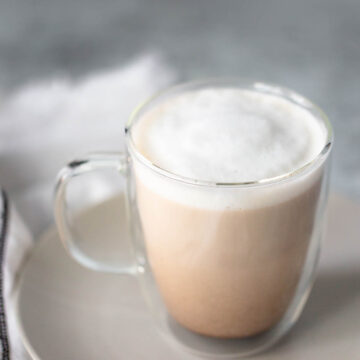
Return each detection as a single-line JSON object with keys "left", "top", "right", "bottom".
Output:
{"left": 131, "top": 88, "right": 326, "bottom": 338}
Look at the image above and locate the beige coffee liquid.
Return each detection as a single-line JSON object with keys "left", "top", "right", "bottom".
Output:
{"left": 132, "top": 88, "right": 326, "bottom": 338}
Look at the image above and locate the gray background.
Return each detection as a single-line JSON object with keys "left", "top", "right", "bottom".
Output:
{"left": 0, "top": 0, "right": 359, "bottom": 199}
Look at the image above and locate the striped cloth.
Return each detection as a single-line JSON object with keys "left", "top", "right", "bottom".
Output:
{"left": 0, "top": 190, "right": 33, "bottom": 360}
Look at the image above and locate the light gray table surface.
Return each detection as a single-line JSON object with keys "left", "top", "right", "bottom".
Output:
{"left": 0, "top": 0, "right": 359, "bottom": 210}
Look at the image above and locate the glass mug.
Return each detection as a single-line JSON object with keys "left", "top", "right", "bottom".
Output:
{"left": 54, "top": 80, "right": 333, "bottom": 358}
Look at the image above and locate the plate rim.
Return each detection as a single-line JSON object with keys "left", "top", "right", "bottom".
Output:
{"left": 14, "top": 227, "right": 58, "bottom": 360}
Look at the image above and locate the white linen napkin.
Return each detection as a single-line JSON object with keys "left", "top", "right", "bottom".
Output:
{"left": 0, "top": 53, "right": 175, "bottom": 237}
{"left": 0, "top": 53, "right": 175, "bottom": 359}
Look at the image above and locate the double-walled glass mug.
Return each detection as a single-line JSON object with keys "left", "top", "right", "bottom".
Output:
{"left": 54, "top": 80, "right": 333, "bottom": 358}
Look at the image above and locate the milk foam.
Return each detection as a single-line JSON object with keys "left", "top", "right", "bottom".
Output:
{"left": 133, "top": 88, "right": 326, "bottom": 183}
{"left": 132, "top": 87, "right": 327, "bottom": 209}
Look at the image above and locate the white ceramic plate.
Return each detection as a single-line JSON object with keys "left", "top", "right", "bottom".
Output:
{"left": 15, "top": 193, "right": 360, "bottom": 359}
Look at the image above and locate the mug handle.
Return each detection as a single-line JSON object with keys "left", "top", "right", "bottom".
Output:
{"left": 54, "top": 152, "right": 134, "bottom": 274}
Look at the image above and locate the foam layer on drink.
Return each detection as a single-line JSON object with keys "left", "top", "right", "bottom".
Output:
{"left": 132, "top": 88, "right": 327, "bottom": 209}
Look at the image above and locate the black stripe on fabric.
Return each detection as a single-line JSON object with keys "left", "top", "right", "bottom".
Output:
{"left": 0, "top": 190, "right": 10, "bottom": 360}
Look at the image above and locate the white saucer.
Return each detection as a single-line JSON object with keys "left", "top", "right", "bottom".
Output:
{"left": 15, "top": 193, "right": 360, "bottom": 359}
